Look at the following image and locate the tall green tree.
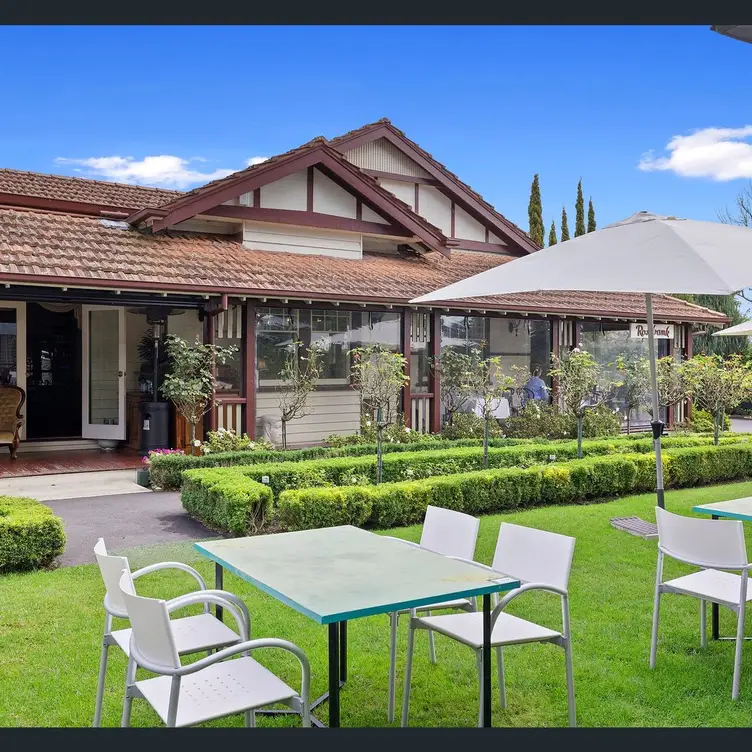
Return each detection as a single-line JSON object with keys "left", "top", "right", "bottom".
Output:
{"left": 548, "top": 219, "right": 558, "bottom": 246}
{"left": 587, "top": 197, "right": 596, "bottom": 233}
{"left": 575, "top": 179, "right": 586, "bottom": 237}
{"left": 561, "top": 207, "right": 571, "bottom": 242}
{"left": 675, "top": 293, "right": 748, "bottom": 356}
{"left": 527, "top": 174, "right": 545, "bottom": 247}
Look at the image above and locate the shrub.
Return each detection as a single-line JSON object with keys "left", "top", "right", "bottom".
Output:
{"left": 200, "top": 428, "right": 274, "bottom": 455}
{"left": 500, "top": 402, "right": 621, "bottom": 440}
{"left": 678, "top": 408, "right": 731, "bottom": 434}
{"left": 0, "top": 496, "right": 66, "bottom": 573}
{"left": 275, "top": 444, "right": 752, "bottom": 532}
{"left": 441, "top": 412, "right": 503, "bottom": 440}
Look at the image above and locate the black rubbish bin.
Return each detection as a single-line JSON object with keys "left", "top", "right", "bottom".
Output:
{"left": 139, "top": 401, "right": 171, "bottom": 454}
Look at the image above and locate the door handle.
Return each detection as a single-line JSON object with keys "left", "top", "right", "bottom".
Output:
{"left": 118, "top": 371, "right": 125, "bottom": 377}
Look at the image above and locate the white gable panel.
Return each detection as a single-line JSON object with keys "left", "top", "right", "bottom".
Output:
{"left": 312, "top": 169, "right": 358, "bottom": 218}
{"left": 344, "top": 137, "right": 432, "bottom": 178}
{"left": 243, "top": 220, "right": 362, "bottom": 259}
{"left": 454, "top": 204, "right": 486, "bottom": 242}
{"left": 259, "top": 171, "right": 308, "bottom": 211}
{"left": 379, "top": 178, "right": 415, "bottom": 210}
{"left": 418, "top": 185, "right": 452, "bottom": 236}
{"left": 489, "top": 231, "right": 504, "bottom": 244}
{"left": 361, "top": 204, "right": 390, "bottom": 224}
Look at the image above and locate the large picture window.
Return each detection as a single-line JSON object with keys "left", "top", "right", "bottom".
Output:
{"left": 256, "top": 308, "right": 299, "bottom": 385}
{"left": 311, "top": 310, "right": 351, "bottom": 381}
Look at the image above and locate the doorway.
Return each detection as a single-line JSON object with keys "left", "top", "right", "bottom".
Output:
{"left": 26, "top": 302, "right": 82, "bottom": 439}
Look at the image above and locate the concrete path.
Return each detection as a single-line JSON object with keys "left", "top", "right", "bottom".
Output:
{"left": 0, "top": 469, "right": 145, "bottom": 501}
{"left": 731, "top": 417, "right": 752, "bottom": 433}
{"left": 46, "top": 492, "right": 214, "bottom": 567}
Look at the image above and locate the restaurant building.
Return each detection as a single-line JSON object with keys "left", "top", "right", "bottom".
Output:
{"left": 0, "top": 119, "right": 728, "bottom": 452}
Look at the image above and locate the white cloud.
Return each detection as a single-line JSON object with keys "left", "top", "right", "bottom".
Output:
{"left": 638, "top": 126, "right": 752, "bottom": 181}
{"left": 246, "top": 156, "right": 269, "bottom": 167}
{"left": 54, "top": 155, "right": 236, "bottom": 189}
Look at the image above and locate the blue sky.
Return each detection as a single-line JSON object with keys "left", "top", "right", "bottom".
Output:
{"left": 2, "top": 25, "right": 751, "bottom": 234}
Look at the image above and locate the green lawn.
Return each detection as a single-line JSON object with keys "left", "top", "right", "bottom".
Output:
{"left": 4, "top": 483, "right": 752, "bottom": 727}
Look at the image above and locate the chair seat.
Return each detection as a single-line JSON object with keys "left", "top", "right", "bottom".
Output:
{"left": 0, "top": 431, "right": 15, "bottom": 443}
{"left": 663, "top": 569, "right": 752, "bottom": 608}
{"left": 418, "top": 610, "right": 561, "bottom": 649}
{"left": 112, "top": 613, "right": 241, "bottom": 656}
{"left": 135, "top": 656, "right": 299, "bottom": 727}
{"left": 398, "top": 598, "right": 474, "bottom": 616}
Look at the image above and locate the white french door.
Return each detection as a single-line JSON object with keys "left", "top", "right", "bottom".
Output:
{"left": 81, "top": 305, "right": 126, "bottom": 440}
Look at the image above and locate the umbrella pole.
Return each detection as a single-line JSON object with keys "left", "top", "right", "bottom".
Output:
{"left": 645, "top": 293, "right": 665, "bottom": 509}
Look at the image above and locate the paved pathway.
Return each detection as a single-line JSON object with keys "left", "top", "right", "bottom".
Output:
{"left": 46, "top": 491, "right": 214, "bottom": 567}
{"left": 0, "top": 469, "right": 145, "bottom": 501}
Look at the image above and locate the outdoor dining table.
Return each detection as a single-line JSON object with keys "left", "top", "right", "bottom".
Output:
{"left": 693, "top": 497, "right": 752, "bottom": 641}
{"left": 195, "top": 525, "right": 520, "bottom": 728}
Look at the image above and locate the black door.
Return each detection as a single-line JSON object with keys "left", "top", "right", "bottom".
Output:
{"left": 26, "top": 303, "right": 82, "bottom": 439}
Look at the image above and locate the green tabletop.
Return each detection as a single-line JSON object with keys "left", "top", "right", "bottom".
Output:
{"left": 693, "top": 497, "right": 752, "bottom": 522}
{"left": 195, "top": 525, "right": 519, "bottom": 624}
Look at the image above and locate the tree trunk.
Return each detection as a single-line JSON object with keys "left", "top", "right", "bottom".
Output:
{"left": 189, "top": 421, "right": 196, "bottom": 457}
{"left": 483, "top": 415, "right": 489, "bottom": 469}
{"left": 281, "top": 418, "right": 288, "bottom": 451}
{"left": 577, "top": 415, "right": 583, "bottom": 459}
{"left": 376, "top": 407, "right": 384, "bottom": 484}
{"left": 714, "top": 408, "right": 721, "bottom": 445}
{"left": 626, "top": 413, "right": 631, "bottom": 436}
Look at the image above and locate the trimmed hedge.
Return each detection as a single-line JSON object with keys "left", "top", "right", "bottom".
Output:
{"left": 149, "top": 436, "right": 542, "bottom": 490}
{"left": 181, "top": 470, "right": 273, "bottom": 535}
{"left": 0, "top": 496, "right": 66, "bottom": 573}
{"left": 189, "top": 434, "right": 751, "bottom": 502}
{"left": 277, "top": 443, "right": 752, "bottom": 531}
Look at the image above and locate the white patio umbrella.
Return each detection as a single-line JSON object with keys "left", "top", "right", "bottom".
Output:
{"left": 713, "top": 320, "right": 752, "bottom": 337}
{"left": 411, "top": 211, "right": 752, "bottom": 508}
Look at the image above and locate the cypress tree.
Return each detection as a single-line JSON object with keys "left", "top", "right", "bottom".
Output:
{"left": 548, "top": 219, "right": 557, "bottom": 246}
{"left": 527, "top": 174, "right": 544, "bottom": 247}
{"left": 587, "top": 197, "right": 596, "bottom": 233}
{"left": 575, "top": 179, "right": 585, "bottom": 237}
{"left": 561, "top": 207, "right": 571, "bottom": 242}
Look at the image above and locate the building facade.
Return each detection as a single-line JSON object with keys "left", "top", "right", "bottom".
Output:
{"left": 0, "top": 120, "right": 727, "bottom": 450}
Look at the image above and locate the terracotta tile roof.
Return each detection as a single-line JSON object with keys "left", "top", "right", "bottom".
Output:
{"left": 0, "top": 206, "right": 728, "bottom": 324}
{"left": 329, "top": 118, "right": 539, "bottom": 252}
{"left": 0, "top": 168, "right": 182, "bottom": 210}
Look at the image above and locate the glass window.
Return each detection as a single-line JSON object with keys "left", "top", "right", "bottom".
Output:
{"left": 0, "top": 309, "right": 17, "bottom": 385}
{"left": 88, "top": 308, "right": 120, "bottom": 426}
{"left": 356, "top": 311, "right": 402, "bottom": 352}
{"left": 580, "top": 322, "right": 670, "bottom": 423}
{"left": 440, "top": 315, "right": 488, "bottom": 355}
{"left": 488, "top": 318, "right": 552, "bottom": 388}
{"left": 311, "top": 310, "right": 351, "bottom": 381}
{"left": 256, "top": 307, "right": 299, "bottom": 384}
{"left": 214, "top": 305, "right": 244, "bottom": 395}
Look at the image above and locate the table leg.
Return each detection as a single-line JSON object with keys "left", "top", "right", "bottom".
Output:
{"left": 712, "top": 515, "right": 719, "bottom": 640}
{"left": 328, "top": 622, "right": 341, "bottom": 728}
{"left": 482, "top": 594, "right": 492, "bottom": 728}
{"left": 215, "top": 563, "right": 224, "bottom": 623}
{"left": 339, "top": 621, "right": 347, "bottom": 683}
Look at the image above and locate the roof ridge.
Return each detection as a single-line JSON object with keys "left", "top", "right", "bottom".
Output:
{"left": 0, "top": 167, "right": 183, "bottom": 196}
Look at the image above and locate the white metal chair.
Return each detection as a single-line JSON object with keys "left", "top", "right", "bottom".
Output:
{"left": 650, "top": 506, "right": 752, "bottom": 700}
{"left": 401, "top": 522, "right": 576, "bottom": 727}
{"left": 382, "top": 505, "right": 481, "bottom": 722}
{"left": 93, "top": 538, "right": 250, "bottom": 726}
{"left": 118, "top": 570, "right": 311, "bottom": 728}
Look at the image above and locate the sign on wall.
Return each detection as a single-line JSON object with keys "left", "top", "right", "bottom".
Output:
{"left": 630, "top": 323, "right": 675, "bottom": 339}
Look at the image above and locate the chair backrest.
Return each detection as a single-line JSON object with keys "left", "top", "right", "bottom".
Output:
{"left": 420, "top": 505, "right": 480, "bottom": 561}
{"left": 0, "top": 385, "right": 24, "bottom": 432}
{"left": 655, "top": 506, "right": 747, "bottom": 570}
{"left": 119, "top": 569, "right": 180, "bottom": 671}
{"left": 94, "top": 538, "right": 132, "bottom": 615}
{"left": 491, "top": 522, "right": 575, "bottom": 591}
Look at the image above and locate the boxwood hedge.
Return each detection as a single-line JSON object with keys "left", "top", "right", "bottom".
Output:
{"left": 0, "top": 496, "right": 66, "bottom": 573}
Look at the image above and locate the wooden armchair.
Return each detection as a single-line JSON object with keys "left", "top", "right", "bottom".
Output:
{"left": 0, "top": 385, "right": 25, "bottom": 459}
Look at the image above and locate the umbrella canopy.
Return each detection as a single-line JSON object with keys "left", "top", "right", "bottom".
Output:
{"left": 712, "top": 25, "right": 752, "bottom": 45}
{"left": 411, "top": 211, "right": 752, "bottom": 509}
{"left": 713, "top": 320, "right": 752, "bottom": 337}
{"left": 412, "top": 212, "right": 752, "bottom": 304}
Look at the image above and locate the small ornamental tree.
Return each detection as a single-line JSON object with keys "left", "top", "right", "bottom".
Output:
{"left": 615, "top": 354, "right": 651, "bottom": 434}
{"left": 276, "top": 341, "right": 324, "bottom": 450}
{"left": 460, "top": 344, "right": 517, "bottom": 468}
{"left": 683, "top": 353, "right": 752, "bottom": 444}
{"left": 550, "top": 347, "right": 616, "bottom": 458}
{"left": 431, "top": 347, "right": 476, "bottom": 427}
{"left": 160, "top": 335, "right": 237, "bottom": 455}
{"left": 350, "top": 344, "right": 409, "bottom": 483}
{"left": 650, "top": 356, "right": 691, "bottom": 425}
{"left": 548, "top": 219, "right": 558, "bottom": 246}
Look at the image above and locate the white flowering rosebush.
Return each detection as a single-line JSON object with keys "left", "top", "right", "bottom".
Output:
{"left": 200, "top": 428, "right": 274, "bottom": 455}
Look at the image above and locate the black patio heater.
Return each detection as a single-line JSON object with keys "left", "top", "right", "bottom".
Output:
{"left": 139, "top": 308, "right": 171, "bottom": 454}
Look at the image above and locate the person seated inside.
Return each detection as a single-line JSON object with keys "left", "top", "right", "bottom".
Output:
{"left": 524, "top": 366, "right": 549, "bottom": 401}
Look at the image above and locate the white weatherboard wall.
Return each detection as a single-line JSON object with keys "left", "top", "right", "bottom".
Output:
{"left": 256, "top": 389, "right": 361, "bottom": 445}
{"left": 312, "top": 170, "right": 358, "bottom": 218}
{"left": 243, "top": 221, "right": 362, "bottom": 259}
{"left": 344, "top": 137, "right": 432, "bottom": 178}
{"left": 417, "top": 185, "right": 452, "bottom": 236}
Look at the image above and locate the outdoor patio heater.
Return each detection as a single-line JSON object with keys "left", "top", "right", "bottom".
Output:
{"left": 139, "top": 308, "right": 171, "bottom": 454}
